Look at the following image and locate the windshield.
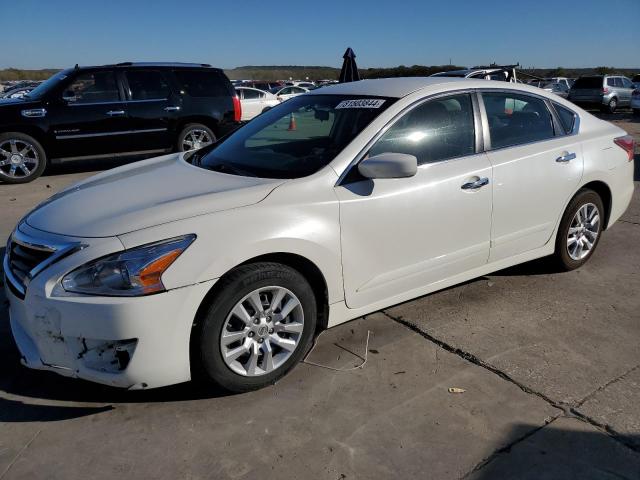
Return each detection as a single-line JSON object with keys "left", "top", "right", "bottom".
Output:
{"left": 24, "top": 70, "right": 69, "bottom": 99}
{"left": 192, "top": 94, "right": 395, "bottom": 179}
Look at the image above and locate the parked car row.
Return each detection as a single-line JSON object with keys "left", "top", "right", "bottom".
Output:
{"left": 0, "top": 62, "right": 241, "bottom": 183}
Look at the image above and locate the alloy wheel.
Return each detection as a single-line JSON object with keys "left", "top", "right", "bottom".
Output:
{"left": 220, "top": 286, "right": 304, "bottom": 377}
{"left": 567, "top": 203, "right": 600, "bottom": 261}
{"left": 182, "top": 129, "right": 213, "bottom": 151}
{"left": 0, "top": 139, "right": 39, "bottom": 180}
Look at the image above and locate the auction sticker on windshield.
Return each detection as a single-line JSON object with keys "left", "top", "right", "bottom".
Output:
{"left": 335, "top": 99, "right": 386, "bottom": 109}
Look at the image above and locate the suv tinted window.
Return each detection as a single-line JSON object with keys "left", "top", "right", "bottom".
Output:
{"left": 483, "top": 92, "right": 554, "bottom": 149}
{"left": 125, "top": 70, "right": 170, "bottom": 100}
{"left": 369, "top": 94, "right": 475, "bottom": 165}
{"left": 607, "top": 78, "right": 616, "bottom": 87}
{"left": 621, "top": 77, "right": 633, "bottom": 88}
{"left": 241, "top": 88, "right": 261, "bottom": 100}
{"left": 553, "top": 103, "right": 576, "bottom": 134}
{"left": 65, "top": 71, "right": 120, "bottom": 104}
{"left": 614, "top": 78, "right": 623, "bottom": 88}
{"left": 573, "top": 77, "right": 603, "bottom": 89}
{"left": 174, "top": 70, "right": 229, "bottom": 97}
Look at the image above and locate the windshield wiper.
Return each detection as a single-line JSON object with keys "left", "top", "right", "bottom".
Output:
{"left": 209, "top": 162, "right": 257, "bottom": 177}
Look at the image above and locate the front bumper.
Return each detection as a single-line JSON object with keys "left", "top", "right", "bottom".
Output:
{"left": 4, "top": 224, "right": 215, "bottom": 389}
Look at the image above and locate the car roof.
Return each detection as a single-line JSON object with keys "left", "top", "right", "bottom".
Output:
{"left": 310, "top": 77, "right": 468, "bottom": 98}
{"left": 76, "top": 62, "right": 221, "bottom": 71}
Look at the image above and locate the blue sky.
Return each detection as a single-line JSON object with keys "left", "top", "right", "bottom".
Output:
{"left": 2, "top": 0, "right": 638, "bottom": 69}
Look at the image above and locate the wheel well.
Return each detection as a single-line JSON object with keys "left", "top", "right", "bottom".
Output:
{"left": 193, "top": 253, "right": 330, "bottom": 334}
{"left": 176, "top": 116, "right": 220, "bottom": 139}
{"left": 581, "top": 181, "right": 612, "bottom": 229}
{"left": 1, "top": 127, "right": 49, "bottom": 151}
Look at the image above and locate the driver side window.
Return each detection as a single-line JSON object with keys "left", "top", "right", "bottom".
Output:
{"left": 368, "top": 94, "right": 476, "bottom": 165}
{"left": 64, "top": 71, "right": 120, "bottom": 104}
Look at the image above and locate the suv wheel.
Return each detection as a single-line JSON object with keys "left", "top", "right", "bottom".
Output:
{"left": 0, "top": 132, "right": 47, "bottom": 184}
{"left": 602, "top": 97, "right": 617, "bottom": 114}
{"left": 553, "top": 189, "right": 604, "bottom": 271}
{"left": 194, "top": 262, "right": 317, "bottom": 392}
{"left": 178, "top": 124, "right": 216, "bottom": 152}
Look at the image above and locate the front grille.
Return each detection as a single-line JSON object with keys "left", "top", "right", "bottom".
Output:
{"left": 8, "top": 241, "right": 55, "bottom": 287}
{"left": 4, "top": 227, "right": 84, "bottom": 299}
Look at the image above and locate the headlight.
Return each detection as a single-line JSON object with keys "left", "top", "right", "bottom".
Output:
{"left": 61, "top": 235, "right": 196, "bottom": 296}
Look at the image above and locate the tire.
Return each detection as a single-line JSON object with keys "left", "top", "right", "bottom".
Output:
{"left": 195, "top": 262, "right": 317, "bottom": 392}
{"left": 261, "top": 106, "right": 272, "bottom": 113}
{"left": 177, "top": 123, "right": 216, "bottom": 152}
{"left": 0, "top": 132, "right": 47, "bottom": 183}
{"left": 602, "top": 97, "right": 617, "bottom": 114}
{"left": 553, "top": 189, "right": 605, "bottom": 271}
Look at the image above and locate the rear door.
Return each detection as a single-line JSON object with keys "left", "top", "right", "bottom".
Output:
{"left": 480, "top": 91, "right": 583, "bottom": 262}
{"left": 620, "top": 77, "right": 634, "bottom": 105}
{"left": 120, "top": 68, "right": 178, "bottom": 152}
{"left": 48, "top": 69, "right": 130, "bottom": 158}
{"left": 238, "top": 88, "right": 263, "bottom": 120}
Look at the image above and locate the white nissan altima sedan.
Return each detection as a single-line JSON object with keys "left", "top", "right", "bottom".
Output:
{"left": 4, "top": 78, "right": 635, "bottom": 392}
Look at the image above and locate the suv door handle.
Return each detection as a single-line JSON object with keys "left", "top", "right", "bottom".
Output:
{"left": 461, "top": 177, "right": 490, "bottom": 190}
{"left": 556, "top": 152, "right": 576, "bottom": 163}
{"left": 106, "top": 110, "right": 125, "bottom": 116}
{"left": 164, "top": 106, "right": 180, "bottom": 112}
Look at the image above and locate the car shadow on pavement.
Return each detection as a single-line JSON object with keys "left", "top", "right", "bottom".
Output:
{"left": 471, "top": 422, "right": 640, "bottom": 479}
{"left": 43, "top": 155, "right": 151, "bottom": 177}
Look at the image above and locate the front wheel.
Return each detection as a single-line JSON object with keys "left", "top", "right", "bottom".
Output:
{"left": 195, "top": 263, "right": 317, "bottom": 392}
{"left": 0, "top": 132, "right": 47, "bottom": 183}
{"left": 553, "top": 189, "right": 604, "bottom": 271}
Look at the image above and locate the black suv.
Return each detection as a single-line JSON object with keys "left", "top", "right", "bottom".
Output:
{"left": 0, "top": 62, "right": 241, "bottom": 183}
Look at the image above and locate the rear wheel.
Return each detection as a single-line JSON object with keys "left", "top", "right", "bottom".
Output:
{"left": 0, "top": 132, "right": 47, "bottom": 183}
{"left": 195, "top": 262, "right": 317, "bottom": 392}
{"left": 177, "top": 123, "right": 215, "bottom": 152}
{"left": 553, "top": 189, "right": 604, "bottom": 271}
{"left": 602, "top": 97, "right": 617, "bottom": 113}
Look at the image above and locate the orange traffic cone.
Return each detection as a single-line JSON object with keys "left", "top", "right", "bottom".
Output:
{"left": 287, "top": 113, "right": 297, "bottom": 131}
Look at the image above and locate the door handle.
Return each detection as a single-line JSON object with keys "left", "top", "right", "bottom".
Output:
{"left": 106, "top": 110, "right": 125, "bottom": 116}
{"left": 461, "top": 177, "right": 490, "bottom": 190}
{"left": 556, "top": 152, "right": 576, "bottom": 163}
{"left": 164, "top": 106, "right": 180, "bottom": 112}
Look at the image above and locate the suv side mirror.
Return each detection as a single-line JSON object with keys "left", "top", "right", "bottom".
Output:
{"left": 62, "top": 90, "right": 77, "bottom": 102}
{"left": 358, "top": 152, "right": 418, "bottom": 179}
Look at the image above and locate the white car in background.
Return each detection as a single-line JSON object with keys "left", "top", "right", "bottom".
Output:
{"left": 271, "top": 85, "right": 309, "bottom": 102}
{"left": 235, "top": 86, "right": 279, "bottom": 121}
{"left": 5, "top": 78, "right": 634, "bottom": 393}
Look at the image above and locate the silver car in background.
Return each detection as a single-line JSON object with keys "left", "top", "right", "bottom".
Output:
{"left": 568, "top": 75, "right": 635, "bottom": 113}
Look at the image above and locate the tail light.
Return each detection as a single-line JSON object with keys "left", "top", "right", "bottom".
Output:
{"left": 232, "top": 95, "right": 242, "bottom": 122}
{"left": 602, "top": 87, "right": 609, "bottom": 94}
{"left": 614, "top": 135, "right": 635, "bottom": 162}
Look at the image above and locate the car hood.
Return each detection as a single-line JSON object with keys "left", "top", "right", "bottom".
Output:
{"left": 0, "top": 96, "right": 34, "bottom": 106}
{"left": 26, "top": 153, "right": 285, "bottom": 238}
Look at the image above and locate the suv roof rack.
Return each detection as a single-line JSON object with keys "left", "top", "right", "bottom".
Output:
{"left": 112, "top": 62, "right": 213, "bottom": 68}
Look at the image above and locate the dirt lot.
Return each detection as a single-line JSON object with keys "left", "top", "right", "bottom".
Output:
{"left": 0, "top": 111, "right": 639, "bottom": 479}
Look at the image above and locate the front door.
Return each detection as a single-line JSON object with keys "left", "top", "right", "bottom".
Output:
{"left": 49, "top": 69, "right": 131, "bottom": 158}
{"left": 336, "top": 93, "right": 493, "bottom": 309}
{"left": 480, "top": 91, "right": 583, "bottom": 262}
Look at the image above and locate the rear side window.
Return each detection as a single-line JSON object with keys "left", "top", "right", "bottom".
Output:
{"left": 242, "top": 88, "right": 261, "bottom": 100}
{"left": 553, "top": 103, "right": 577, "bottom": 134}
{"left": 65, "top": 71, "right": 120, "bottom": 104}
{"left": 613, "top": 78, "right": 623, "bottom": 88}
{"left": 573, "top": 77, "right": 603, "bottom": 89}
{"left": 607, "top": 78, "right": 616, "bottom": 87}
{"left": 368, "top": 93, "right": 476, "bottom": 165}
{"left": 174, "top": 70, "right": 229, "bottom": 97}
{"left": 482, "top": 92, "right": 554, "bottom": 149}
{"left": 125, "top": 70, "right": 170, "bottom": 100}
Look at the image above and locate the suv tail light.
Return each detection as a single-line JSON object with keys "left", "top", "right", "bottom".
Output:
{"left": 614, "top": 135, "right": 635, "bottom": 162}
{"left": 602, "top": 87, "right": 609, "bottom": 94}
{"left": 232, "top": 95, "right": 242, "bottom": 122}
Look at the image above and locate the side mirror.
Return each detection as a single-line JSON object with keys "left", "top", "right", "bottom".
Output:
{"left": 358, "top": 152, "right": 418, "bottom": 179}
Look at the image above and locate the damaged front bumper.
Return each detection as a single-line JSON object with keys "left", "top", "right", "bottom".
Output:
{"left": 4, "top": 224, "right": 215, "bottom": 390}
{"left": 6, "top": 280, "right": 215, "bottom": 389}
